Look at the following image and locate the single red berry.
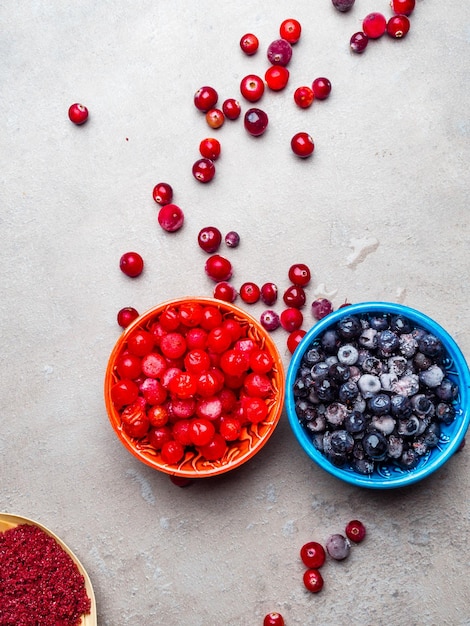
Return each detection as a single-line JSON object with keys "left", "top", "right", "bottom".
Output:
{"left": 300, "top": 541, "right": 326, "bottom": 569}
{"left": 362, "top": 12, "right": 387, "bottom": 39}
{"left": 198, "top": 226, "right": 222, "bottom": 253}
{"left": 244, "top": 108, "right": 269, "bottom": 136}
{"left": 160, "top": 332, "right": 187, "bottom": 359}
{"left": 303, "top": 568, "right": 324, "bottom": 593}
{"left": 283, "top": 285, "right": 306, "bottom": 308}
{"left": 312, "top": 77, "right": 332, "bottom": 100}
{"left": 198, "top": 433, "right": 227, "bottom": 461}
{"left": 249, "top": 349, "right": 274, "bottom": 374}
{"left": 205, "top": 254, "right": 233, "bottom": 282}
{"left": 265, "top": 65, "right": 290, "bottom": 91}
{"left": 311, "top": 298, "right": 333, "bottom": 320}
{"left": 240, "top": 74, "right": 265, "bottom": 102}
{"left": 161, "top": 440, "right": 185, "bottom": 465}
{"left": 192, "top": 158, "right": 216, "bottom": 183}
{"left": 260, "top": 310, "right": 280, "bottom": 332}
{"left": 222, "top": 98, "right": 242, "bottom": 120}
{"left": 280, "top": 18, "right": 302, "bottom": 44}
{"left": 205, "top": 108, "right": 225, "bottom": 129}
{"left": 240, "top": 33, "right": 259, "bottom": 55}
{"left": 219, "top": 416, "right": 242, "bottom": 441}
{"left": 158, "top": 203, "right": 184, "bottom": 232}
{"left": 350, "top": 31, "right": 369, "bottom": 53}
{"left": 267, "top": 38, "right": 293, "bottom": 66}
{"left": 213, "top": 281, "right": 238, "bottom": 302}
{"left": 152, "top": 182, "right": 173, "bottom": 205}
{"left": 68, "top": 103, "right": 88, "bottom": 125}
{"left": 287, "top": 329, "right": 306, "bottom": 354}
{"left": 225, "top": 231, "right": 240, "bottom": 248}
{"left": 190, "top": 417, "right": 216, "bottom": 446}
{"left": 263, "top": 612, "right": 285, "bottom": 626}
{"left": 390, "top": 0, "right": 415, "bottom": 16}
{"left": 345, "top": 519, "right": 366, "bottom": 543}
{"left": 260, "top": 282, "right": 278, "bottom": 305}
{"left": 194, "top": 86, "right": 218, "bottom": 112}
{"left": 386, "top": 15, "right": 410, "bottom": 38}
{"left": 117, "top": 307, "right": 139, "bottom": 328}
{"left": 119, "top": 252, "right": 144, "bottom": 278}
{"left": 294, "top": 86, "right": 314, "bottom": 108}
{"left": 127, "top": 330, "right": 154, "bottom": 356}
{"left": 280, "top": 307, "right": 303, "bottom": 332}
{"left": 239, "top": 282, "right": 261, "bottom": 304}
{"left": 291, "top": 132, "right": 314, "bottom": 158}
{"left": 199, "top": 137, "right": 221, "bottom": 160}
{"left": 288, "top": 263, "right": 311, "bottom": 286}
{"left": 169, "top": 475, "right": 193, "bottom": 488}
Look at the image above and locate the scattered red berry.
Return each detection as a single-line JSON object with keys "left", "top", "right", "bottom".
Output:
{"left": 240, "top": 282, "right": 261, "bottom": 304}
{"left": 345, "top": 519, "right": 366, "bottom": 543}
{"left": 280, "top": 308, "right": 303, "bottom": 332}
{"left": 199, "top": 137, "right": 221, "bottom": 160}
{"left": 222, "top": 98, "right": 242, "bottom": 120}
{"left": 350, "top": 31, "right": 369, "bottom": 53}
{"left": 205, "top": 108, "right": 225, "bottom": 129}
{"left": 300, "top": 541, "right": 326, "bottom": 569}
{"left": 303, "top": 568, "right": 324, "bottom": 593}
{"left": 240, "top": 74, "right": 265, "bottom": 102}
{"left": 205, "top": 255, "right": 233, "bottom": 282}
{"left": 158, "top": 203, "right": 184, "bottom": 232}
{"left": 390, "top": 0, "right": 415, "bottom": 16}
{"left": 198, "top": 226, "right": 222, "bottom": 253}
{"left": 225, "top": 231, "right": 240, "bottom": 248}
{"left": 194, "top": 86, "right": 218, "bottom": 112}
{"left": 291, "top": 132, "right": 315, "bottom": 158}
{"left": 294, "top": 86, "right": 314, "bottom": 109}
{"left": 265, "top": 66, "right": 290, "bottom": 91}
{"left": 152, "top": 182, "right": 173, "bottom": 205}
{"left": 287, "top": 329, "right": 306, "bottom": 353}
{"left": 283, "top": 285, "right": 306, "bottom": 308}
{"left": 244, "top": 108, "right": 269, "bottom": 136}
{"left": 267, "top": 38, "right": 293, "bottom": 66}
{"left": 288, "top": 263, "right": 311, "bottom": 286}
{"left": 263, "top": 612, "right": 285, "bottom": 626}
{"left": 68, "top": 103, "right": 88, "bottom": 125}
{"left": 312, "top": 77, "right": 332, "bottom": 100}
{"left": 119, "top": 252, "right": 144, "bottom": 278}
{"left": 260, "top": 282, "right": 278, "bottom": 305}
{"left": 362, "top": 12, "right": 387, "bottom": 39}
{"left": 280, "top": 18, "right": 302, "bottom": 44}
{"left": 240, "top": 33, "right": 259, "bottom": 55}
{"left": 192, "top": 158, "right": 216, "bottom": 183}
{"left": 311, "top": 297, "right": 333, "bottom": 320}
{"left": 260, "top": 310, "right": 280, "bottom": 332}
{"left": 386, "top": 15, "right": 410, "bottom": 38}
{"left": 117, "top": 307, "right": 139, "bottom": 328}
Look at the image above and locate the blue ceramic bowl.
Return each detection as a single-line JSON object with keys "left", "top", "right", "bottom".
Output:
{"left": 286, "top": 302, "right": 470, "bottom": 489}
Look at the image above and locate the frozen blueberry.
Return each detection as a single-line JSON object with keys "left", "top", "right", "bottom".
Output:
{"left": 321, "top": 329, "right": 341, "bottom": 354}
{"left": 337, "top": 344, "right": 359, "bottom": 365}
{"left": 418, "top": 333, "right": 444, "bottom": 358}
{"left": 326, "top": 534, "right": 351, "bottom": 560}
{"left": 399, "top": 448, "right": 419, "bottom": 469}
{"left": 397, "top": 416, "right": 421, "bottom": 437}
{"left": 411, "top": 394, "right": 434, "bottom": 417}
{"left": 351, "top": 457, "right": 375, "bottom": 474}
{"left": 369, "top": 314, "right": 389, "bottom": 331}
{"left": 362, "top": 431, "right": 388, "bottom": 460}
{"left": 358, "top": 327, "right": 378, "bottom": 349}
{"left": 339, "top": 381, "right": 359, "bottom": 404}
{"left": 377, "top": 329, "right": 400, "bottom": 355}
{"left": 436, "top": 402, "right": 456, "bottom": 425}
{"left": 390, "top": 394, "right": 412, "bottom": 417}
{"left": 413, "top": 352, "right": 433, "bottom": 371}
{"left": 390, "top": 314, "right": 413, "bottom": 334}
{"left": 387, "top": 434, "right": 404, "bottom": 459}
{"left": 315, "top": 378, "right": 338, "bottom": 402}
{"left": 419, "top": 364, "right": 445, "bottom": 388}
{"left": 310, "top": 362, "right": 330, "bottom": 381}
{"left": 362, "top": 356, "right": 383, "bottom": 375}
{"left": 325, "top": 402, "right": 348, "bottom": 427}
{"left": 370, "top": 415, "right": 396, "bottom": 436}
{"left": 330, "top": 430, "right": 355, "bottom": 455}
{"left": 337, "top": 315, "right": 362, "bottom": 340}
{"left": 358, "top": 374, "right": 381, "bottom": 398}
{"left": 436, "top": 378, "right": 459, "bottom": 402}
{"left": 344, "top": 410, "right": 367, "bottom": 434}
{"left": 329, "top": 362, "right": 351, "bottom": 383}
{"left": 423, "top": 422, "right": 440, "bottom": 447}
{"left": 368, "top": 393, "right": 391, "bottom": 415}
{"left": 303, "top": 347, "right": 324, "bottom": 365}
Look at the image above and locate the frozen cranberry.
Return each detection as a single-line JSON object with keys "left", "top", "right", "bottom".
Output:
{"left": 198, "top": 226, "right": 222, "bottom": 253}
{"left": 288, "top": 263, "right": 311, "bottom": 286}
{"left": 240, "top": 32, "right": 259, "bottom": 55}
{"left": 192, "top": 158, "right": 216, "bottom": 183}
{"left": 350, "top": 31, "right": 369, "bottom": 53}
{"left": 264, "top": 613, "right": 285, "bottom": 626}
{"left": 117, "top": 307, "right": 139, "bottom": 328}
{"left": 199, "top": 137, "right": 221, "bottom": 160}
{"left": 225, "top": 231, "right": 240, "bottom": 248}
{"left": 283, "top": 285, "right": 306, "bottom": 308}
{"left": 267, "top": 38, "right": 293, "bottom": 66}
{"left": 68, "top": 103, "right": 88, "bottom": 124}
{"left": 152, "top": 182, "right": 173, "bottom": 205}
{"left": 244, "top": 108, "right": 269, "bottom": 136}
{"left": 222, "top": 98, "right": 241, "bottom": 120}
{"left": 120, "top": 251, "right": 144, "bottom": 277}
{"left": 291, "top": 132, "right": 315, "bottom": 158}
{"left": 345, "top": 519, "right": 366, "bottom": 543}
{"left": 391, "top": 0, "right": 415, "bottom": 15}
{"left": 362, "top": 12, "right": 387, "bottom": 39}
{"left": 158, "top": 203, "right": 184, "bottom": 232}
{"left": 205, "top": 108, "right": 225, "bottom": 129}
{"left": 311, "top": 297, "right": 333, "bottom": 320}
{"left": 205, "top": 255, "right": 233, "bottom": 282}
{"left": 265, "top": 66, "right": 290, "bottom": 91}
{"left": 194, "top": 86, "right": 218, "bottom": 112}
{"left": 303, "top": 568, "right": 324, "bottom": 593}
{"left": 260, "top": 310, "right": 280, "bottom": 331}
{"left": 331, "top": 0, "right": 355, "bottom": 11}
{"left": 287, "top": 329, "right": 306, "bottom": 354}
{"left": 312, "top": 77, "right": 331, "bottom": 100}
{"left": 294, "top": 86, "right": 314, "bottom": 108}
{"left": 240, "top": 74, "right": 265, "bottom": 102}
{"left": 387, "top": 15, "right": 410, "bottom": 38}
{"left": 326, "top": 534, "right": 350, "bottom": 560}
{"left": 240, "top": 282, "right": 260, "bottom": 304}
{"left": 280, "top": 18, "right": 302, "bottom": 44}
{"left": 260, "top": 282, "right": 278, "bottom": 305}
{"left": 280, "top": 308, "right": 303, "bottom": 332}
{"left": 213, "top": 281, "right": 237, "bottom": 302}
{"left": 300, "top": 541, "right": 326, "bottom": 569}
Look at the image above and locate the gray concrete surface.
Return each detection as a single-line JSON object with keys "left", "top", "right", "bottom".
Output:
{"left": 2, "top": 1, "right": 469, "bottom": 624}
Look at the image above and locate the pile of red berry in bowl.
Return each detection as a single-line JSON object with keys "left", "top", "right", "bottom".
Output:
{"left": 104, "top": 297, "right": 285, "bottom": 478}
{"left": 286, "top": 302, "right": 470, "bottom": 489}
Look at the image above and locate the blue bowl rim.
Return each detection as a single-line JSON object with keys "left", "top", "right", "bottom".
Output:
{"left": 286, "top": 301, "right": 470, "bottom": 489}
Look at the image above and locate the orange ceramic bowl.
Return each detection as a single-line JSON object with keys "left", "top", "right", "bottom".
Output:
{"left": 104, "top": 297, "right": 285, "bottom": 478}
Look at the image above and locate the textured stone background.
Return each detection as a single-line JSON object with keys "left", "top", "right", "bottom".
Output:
{"left": 1, "top": 1, "right": 469, "bottom": 624}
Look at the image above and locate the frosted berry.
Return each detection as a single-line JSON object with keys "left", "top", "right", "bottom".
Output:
{"left": 192, "top": 158, "right": 216, "bottom": 183}
{"left": 240, "top": 33, "right": 259, "bottom": 55}
{"left": 345, "top": 519, "right": 366, "bottom": 543}
{"left": 280, "top": 18, "right": 302, "bottom": 44}
{"left": 390, "top": 0, "right": 415, "bottom": 16}
{"left": 311, "top": 298, "right": 333, "bottom": 320}
{"left": 158, "top": 203, "right": 184, "bottom": 232}
{"left": 68, "top": 103, "right": 88, "bottom": 124}
{"left": 152, "top": 182, "right": 173, "bottom": 205}
{"left": 291, "top": 132, "right": 314, "bottom": 158}
{"left": 312, "top": 77, "right": 331, "bottom": 100}
{"left": 387, "top": 15, "right": 410, "bottom": 38}
{"left": 117, "top": 307, "right": 139, "bottom": 328}
{"left": 205, "top": 255, "right": 233, "bottom": 282}
{"left": 362, "top": 13, "right": 387, "bottom": 39}
{"left": 326, "top": 533, "right": 350, "bottom": 560}
{"left": 244, "top": 108, "right": 269, "bottom": 136}
{"left": 120, "top": 252, "right": 144, "bottom": 277}
{"left": 332, "top": 0, "right": 355, "bottom": 11}
{"left": 225, "top": 231, "right": 240, "bottom": 248}
{"left": 194, "top": 86, "right": 218, "bottom": 112}
{"left": 350, "top": 31, "right": 369, "bottom": 53}
{"left": 267, "top": 38, "right": 293, "bottom": 66}
{"left": 260, "top": 310, "right": 280, "bottom": 332}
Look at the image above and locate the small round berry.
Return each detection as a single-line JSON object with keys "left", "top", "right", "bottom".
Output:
{"left": 345, "top": 519, "right": 366, "bottom": 543}
{"left": 117, "top": 307, "right": 139, "bottom": 328}
{"left": 199, "top": 137, "right": 221, "bottom": 161}
{"left": 311, "top": 298, "right": 333, "bottom": 320}
{"left": 260, "top": 310, "right": 280, "bottom": 332}
{"left": 386, "top": 15, "right": 410, "bottom": 38}
{"left": 244, "top": 108, "right": 269, "bottom": 137}
{"left": 326, "top": 533, "right": 350, "bottom": 560}
{"left": 158, "top": 203, "right": 184, "bottom": 232}
{"left": 260, "top": 282, "right": 278, "bottom": 305}
{"left": 192, "top": 158, "right": 216, "bottom": 183}
{"left": 198, "top": 226, "right": 222, "bottom": 253}
{"left": 283, "top": 285, "right": 306, "bottom": 308}
{"left": 294, "top": 86, "right": 314, "bottom": 108}
{"left": 213, "top": 281, "right": 237, "bottom": 302}
{"left": 222, "top": 98, "right": 242, "bottom": 120}
{"left": 239, "top": 282, "right": 261, "bottom": 304}
{"left": 205, "top": 108, "right": 225, "bottom": 129}
{"left": 68, "top": 103, "right": 88, "bottom": 125}
{"left": 300, "top": 541, "right": 326, "bottom": 569}
{"left": 350, "top": 31, "right": 369, "bottom": 53}
{"left": 288, "top": 263, "right": 311, "bottom": 286}
{"left": 362, "top": 12, "right": 387, "bottom": 39}
{"left": 390, "top": 0, "right": 415, "bottom": 16}
{"left": 152, "top": 182, "right": 173, "bottom": 205}
{"left": 240, "top": 33, "right": 259, "bottom": 55}
{"left": 263, "top": 612, "right": 285, "bottom": 626}
{"left": 280, "top": 18, "right": 302, "bottom": 44}
{"left": 287, "top": 329, "right": 306, "bottom": 354}
{"left": 291, "top": 132, "right": 314, "bottom": 158}
{"left": 331, "top": 0, "right": 355, "bottom": 12}
{"left": 303, "top": 568, "right": 324, "bottom": 593}
{"left": 194, "top": 86, "right": 218, "bottom": 112}
{"left": 267, "top": 38, "right": 293, "bottom": 66}
{"left": 265, "top": 66, "right": 290, "bottom": 91}
{"left": 240, "top": 74, "right": 265, "bottom": 102}
{"left": 169, "top": 475, "right": 193, "bottom": 488}
{"left": 312, "top": 77, "right": 332, "bottom": 100}
{"left": 225, "top": 231, "right": 240, "bottom": 248}
{"left": 280, "top": 308, "right": 303, "bottom": 332}
{"left": 119, "top": 252, "right": 144, "bottom": 277}
{"left": 205, "top": 254, "right": 233, "bottom": 282}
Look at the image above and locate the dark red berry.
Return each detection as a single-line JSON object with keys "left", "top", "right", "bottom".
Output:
{"left": 158, "top": 203, "right": 184, "bottom": 232}
{"left": 199, "top": 137, "right": 221, "bottom": 161}
{"left": 222, "top": 98, "right": 241, "bottom": 120}
{"left": 260, "top": 310, "right": 280, "bottom": 332}
{"left": 283, "top": 285, "right": 306, "bottom": 308}
{"left": 345, "top": 519, "right": 366, "bottom": 543}
{"left": 362, "top": 13, "right": 387, "bottom": 39}
{"left": 267, "top": 38, "right": 293, "bottom": 66}
{"left": 152, "top": 182, "right": 173, "bottom": 205}
{"left": 260, "top": 282, "right": 278, "bottom": 305}
{"left": 213, "top": 281, "right": 237, "bottom": 302}
{"left": 198, "top": 226, "right": 222, "bottom": 253}
{"left": 303, "top": 568, "right": 324, "bottom": 593}
{"left": 350, "top": 31, "right": 369, "bottom": 53}
{"left": 280, "top": 307, "right": 303, "bottom": 332}
{"left": 240, "top": 33, "right": 259, "bottom": 55}
{"left": 117, "top": 307, "right": 139, "bottom": 328}
{"left": 244, "top": 108, "right": 269, "bottom": 136}
{"left": 291, "top": 132, "right": 314, "bottom": 158}
{"left": 192, "top": 158, "right": 216, "bottom": 183}
{"left": 312, "top": 77, "right": 331, "bottom": 100}
{"left": 386, "top": 15, "right": 410, "bottom": 38}
{"left": 265, "top": 66, "right": 290, "bottom": 91}
{"left": 119, "top": 252, "right": 144, "bottom": 277}
{"left": 294, "top": 86, "right": 314, "bottom": 108}
{"left": 68, "top": 103, "right": 88, "bottom": 124}
{"left": 194, "top": 86, "right": 218, "bottom": 112}
{"left": 288, "top": 263, "right": 311, "bottom": 286}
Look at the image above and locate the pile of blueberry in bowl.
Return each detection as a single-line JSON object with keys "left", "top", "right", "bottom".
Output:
{"left": 286, "top": 302, "right": 470, "bottom": 489}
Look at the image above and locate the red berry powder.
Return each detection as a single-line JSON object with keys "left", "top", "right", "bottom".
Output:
{"left": 0, "top": 523, "right": 91, "bottom": 625}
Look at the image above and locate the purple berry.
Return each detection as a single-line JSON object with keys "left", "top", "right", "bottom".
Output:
{"left": 225, "top": 231, "right": 240, "bottom": 248}
{"left": 350, "top": 31, "right": 369, "bottom": 54}
{"left": 244, "top": 108, "right": 269, "bottom": 137}
{"left": 332, "top": 0, "right": 355, "bottom": 11}
{"left": 260, "top": 310, "right": 280, "bottom": 332}
{"left": 326, "top": 534, "right": 350, "bottom": 560}
{"left": 267, "top": 39, "right": 293, "bottom": 67}
{"left": 312, "top": 298, "right": 333, "bottom": 320}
